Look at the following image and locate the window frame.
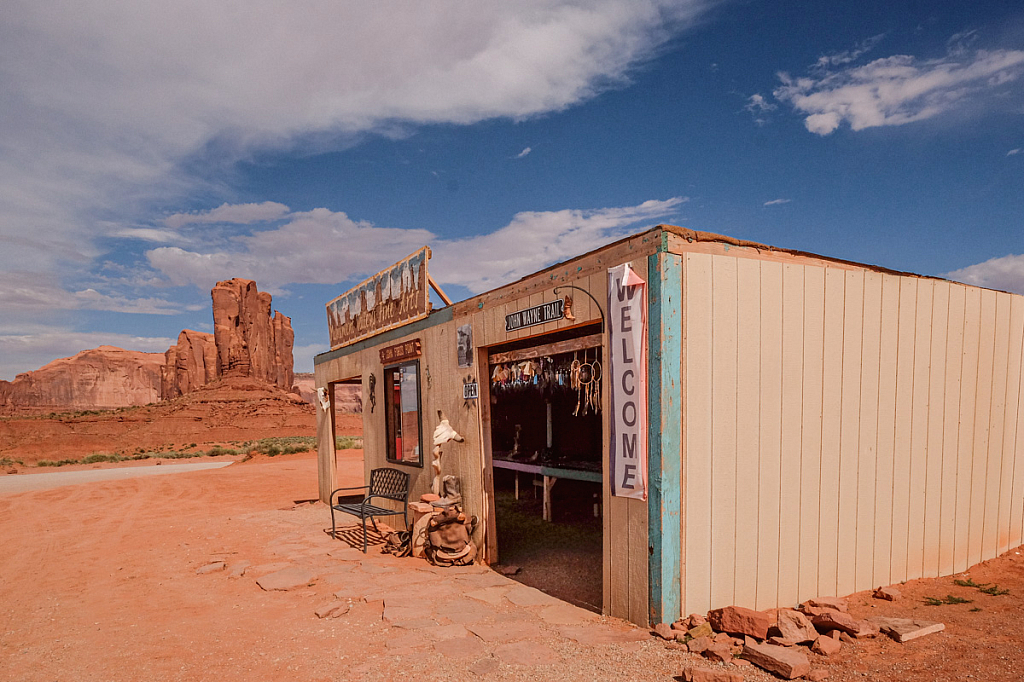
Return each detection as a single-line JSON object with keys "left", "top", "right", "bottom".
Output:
{"left": 382, "top": 359, "right": 425, "bottom": 467}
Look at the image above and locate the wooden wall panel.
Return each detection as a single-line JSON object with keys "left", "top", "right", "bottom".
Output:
{"left": 954, "top": 286, "right": 981, "bottom": 573}
{"left": 733, "top": 258, "right": 761, "bottom": 608}
{"left": 984, "top": 295, "right": 1010, "bottom": 561}
{"left": 856, "top": 272, "right": 882, "bottom": 590}
{"left": 872, "top": 274, "right": 900, "bottom": 587}
{"left": 756, "top": 260, "right": 784, "bottom": 610}
{"left": 778, "top": 263, "right": 805, "bottom": 607}
{"left": 684, "top": 252, "right": 714, "bottom": 614}
{"left": 799, "top": 266, "right": 824, "bottom": 601}
{"left": 968, "top": 290, "right": 997, "bottom": 568}
{"left": 1007, "top": 297, "right": 1024, "bottom": 550}
{"left": 890, "top": 278, "right": 917, "bottom": 582}
{"left": 939, "top": 284, "right": 966, "bottom": 577}
{"left": 710, "top": 255, "right": 739, "bottom": 608}
{"left": 923, "top": 282, "right": 949, "bottom": 578}
{"left": 906, "top": 280, "right": 933, "bottom": 581}
{"left": 836, "top": 270, "right": 863, "bottom": 598}
{"left": 817, "top": 268, "right": 845, "bottom": 599}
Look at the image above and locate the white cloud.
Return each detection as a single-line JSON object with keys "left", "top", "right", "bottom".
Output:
{"left": 0, "top": 330, "right": 175, "bottom": 381}
{"left": 763, "top": 198, "right": 791, "bottom": 206}
{"left": 0, "top": 272, "right": 182, "bottom": 316}
{"left": 811, "top": 34, "right": 885, "bottom": 71}
{"left": 515, "top": 147, "right": 533, "bottom": 158}
{"left": 145, "top": 197, "right": 686, "bottom": 294}
{"left": 1008, "top": 148, "right": 1022, "bottom": 156}
{"left": 945, "top": 254, "right": 1024, "bottom": 296}
{"left": 293, "top": 343, "right": 329, "bottom": 373}
{"left": 112, "top": 228, "right": 184, "bottom": 243}
{"left": 164, "top": 202, "right": 291, "bottom": 229}
{"left": 775, "top": 44, "right": 1024, "bottom": 135}
{"left": 744, "top": 93, "right": 776, "bottom": 125}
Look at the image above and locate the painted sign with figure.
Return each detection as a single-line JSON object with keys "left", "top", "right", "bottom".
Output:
{"left": 608, "top": 263, "right": 648, "bottom": 500}
{"left": 326, "top": 247, "right": 431, "bottom": 349}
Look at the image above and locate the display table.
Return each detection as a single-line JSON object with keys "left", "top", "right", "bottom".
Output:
{"left": 492, "top": 458, "right": 601, "bottom": 522}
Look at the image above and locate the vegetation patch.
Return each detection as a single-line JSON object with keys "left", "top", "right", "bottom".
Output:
{"left": 924, "top": 595, "right": 973, "bottom": 606}
{"left": 335, "top": 435, "right": 363, "bottom": 450}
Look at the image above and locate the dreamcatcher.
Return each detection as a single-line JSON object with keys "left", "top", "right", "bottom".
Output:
{"left": 569, "top": 350, "right": 601, "bottom": 416}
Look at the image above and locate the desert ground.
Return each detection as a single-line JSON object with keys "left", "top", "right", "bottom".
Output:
{"left": 2, "top": 448, "right": 1024, "bottom": 681}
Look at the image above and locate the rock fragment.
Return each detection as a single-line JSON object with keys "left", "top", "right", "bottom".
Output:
{"left": 811, "top": 635, "right": 842, "bottom": 656}
{"left": 687, "top": 635, "right": 712, "bottom": 653}
{"left": 682, "top": 667, "right": 743, "bottom": 682}
{"left": 776, "top": 609, "right": 818, "bottom": 643}
{"left": 811, "top": 611, "right": 878, "bottom": 638}
{"left": 256, "top": 566, "right": 317, "bottom": 591}
{"left": 708, "top": 605, "right": 770, "bottom": 639}
{"left": 315, "top": 601, "right": 350, "bottom": 618}
{"left": 805, "top": 668, "right": 830, "bottom": 681}
{"left": 874, "top": 617, "right": 945, "bottom": 643}
{"left": 741, "top": 641, "right": 811, "bottom": 680}
{"left": 873, "top": 585, "right": 902, "bottom": 601}
{"left": 196, "top": 561, "right": 226, "bottom": 575}
{"left": 653, "top": 622, "right": 676, "bottom": 640}
{"left": 801, "top": 597, "right": 848, "bottom": 612}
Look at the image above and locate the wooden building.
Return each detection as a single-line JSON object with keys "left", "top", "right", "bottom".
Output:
{"left": 315, "top": 225, "right": 1024, "bottom": 626}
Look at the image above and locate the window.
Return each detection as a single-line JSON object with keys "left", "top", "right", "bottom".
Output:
{"left": 384, "top": 361, "right": 423, "bottom": 466}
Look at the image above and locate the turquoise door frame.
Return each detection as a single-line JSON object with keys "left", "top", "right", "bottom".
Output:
{"left": 647, "top": 249, "right": 683, "bottom": 624}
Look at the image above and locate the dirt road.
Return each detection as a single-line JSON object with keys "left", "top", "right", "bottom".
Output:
{"left": 2, "top": 451, "right": 1023, "bottom": 681}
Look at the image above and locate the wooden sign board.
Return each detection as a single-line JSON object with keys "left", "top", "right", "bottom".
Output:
{"left": 505, "top": 299, "right": 564, "bottom": 332}
{"left": 326, "top": 247, "right": 431, "bottom": 350}
{"left": 380, "top": 339, "right": 422, "bottom": 365}
{"left": 463, "top": 382, "right": 479, "bottom": 399}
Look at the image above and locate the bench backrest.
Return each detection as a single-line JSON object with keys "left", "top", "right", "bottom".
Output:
{"left": 369, "top": 467, "right": 409, "bottom": 502}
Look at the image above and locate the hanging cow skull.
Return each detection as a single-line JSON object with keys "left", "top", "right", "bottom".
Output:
{"left": 431, "top": 410, "right": 464, "bottom": 496}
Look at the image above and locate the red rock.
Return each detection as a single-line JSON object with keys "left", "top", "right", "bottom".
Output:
{"left": 702, "top": 642, "right": 733, "bottom": 663}
{"left": 874, "top": 617, "right": 945, "bottom": 643}
{"left": 688, "top": 622, "right": 714, "bottom": 639}
{"left": 682, "top": 667, "right": 743, "bottom": 682}
{"left": 811, "top": 611, "right": 877, "bottom": 637}
{"left": 776, "top": 609, "right": 818, "bottom": 643}
{"left": 802, "top": 596, "right": 848, "bottom": 612}
{"left": 714, "top": 632, "right": 736, "bottom": 645}
{"left": 0, "top": 346, "right": 164, "bottom": 414}
{"left": 811, "top": 635, "right": 842, "bottom": 656}
{"left": 873, "top": 585, "right": 901, "bottom": 601}
{"left": 800, "top": 605, "right": 834, "bottom": 618}
{"left": 195, "top": 561, "right": 226, "bottom": 574}
{"left": 687, "top": 635, "right": 712, "bottom": 653}
{"left": 212, "top": 278, "right": 293, "bottom": 389}
{"left": 654, "top": 622, "right": 675, "bottom": 640}
{"left": 839, "top": 632, "right": 857, "bottom": 645}
{"left": 315, "top": 600, "right": 350, "bottom": 618}
{"left": 255, "top": 567, "right": 317, "bottom": 591}
{"left": 162, "top": 329, "right": 217, "bottom": 399}
{"left": 686, "top": 613, "right": 708, "bottom": 628}
{"left": 741, "top": 641, "right": 811, "bottom": 679}
{"left": 768, "top": 636, "right": 799, "bottom": 646}
{"left": 708, "top": 606, "right": 771, "bottom": 639}
{"left": 805, "top": 669, "right": 830, "bottom": 681}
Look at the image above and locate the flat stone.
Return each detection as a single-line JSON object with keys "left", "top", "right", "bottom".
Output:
{"left": 432, "top": 624, "right": 472, "bottom": 640}
{"left": 682, "top": 667, "right": 743, "bottom": 682}
{"left": 456, "top": 572, "right": 512, "bottom": 589}
{"left": 497, "top": 564, "right": 521, "bottom": 576}
{"left": 708, "top": 606, "right": 771, "bottom": 639}
{"left": 742, "top": 641, "right": 811, "bottom": 679}
{"left": 702, "top": 641, "right": 733, "bottom": 663}
{"left": 776, "top": 609, "right": 818, "bottom": 643}
{"left": 558, "top": 624, "right": 649, "bottom": 644}
{"left": 465, "top": 586, "right": 508, "bottom": 605}
{"left": 435, "top": 600, "right": 497, "bottom": 625}
{"left": 327, "top": 547, "right": 368, "bottom": 560}
{"left": 468, "top": 621, "right": 537, "bottom": 642}
{"left": 196, "top": 561, "right": 226, "bottom": 575}
{"left": 811, "top": 634, "right": 842, "bottom": 656}
{"left": 768, "top": 636, "right": 799, "bottom": 646}
{"left": 874, "top": 617, "right": 945, "bottom": 643}
{"left": 434, "top": 635, "right": 487, "bottom": 659}
{"left": 358, "top": 563, "right": 395, "bottom": 575}
{"left": 873, "top": 586, "right": 901, "bottom": 601}
{"left": 468, "top": 656, "right": 499, "bottom": 676}
{"left": 385, "top": 630, "right": 431, "bottom": 651}
{"left": 385, "top": 604, "right": 435, "bottom": 623}
{"left": 536, "top": 604, "right": 595, "bottom": 625}
{"left": 314, "top": 601, "right": 350, "bottom": 619}
{"left": 805, "top": 669, "right": 830, "bottom": 681}
{"left": 346, "top": 598, "right": 385, "bottom": 624}
{"left": 505, "top": 584, "right": 560, "bottom": 607}
{"left": 255, "top": 567, "right": 316, "bottom": 591}
{"left": 493, "top": 641, "right": 560, "bottom": 666}
{"left": 226, "top": 561, "right": 250, "bottom": 579}
{"left": 247, "top": 562, "right": 293, "bottom": 576}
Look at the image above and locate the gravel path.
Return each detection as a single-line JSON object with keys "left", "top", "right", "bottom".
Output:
{"left": 0, "top": 461, "right": 233, "bottom": 495}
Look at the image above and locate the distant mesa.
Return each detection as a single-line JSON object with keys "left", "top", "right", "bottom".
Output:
{"left": 0, "top": 278, "right": 300, "bottom": 415}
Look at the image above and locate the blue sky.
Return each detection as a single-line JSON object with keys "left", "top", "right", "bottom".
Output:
{"left": 1, "top": 0, "right": 1022, "bottom": 379}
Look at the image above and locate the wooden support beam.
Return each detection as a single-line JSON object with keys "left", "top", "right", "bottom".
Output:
{"left": 488, "top": 332, "right": 603, "bottom": 365}
{"left": 429, "top": 275, "right": 453, "bottom": 306}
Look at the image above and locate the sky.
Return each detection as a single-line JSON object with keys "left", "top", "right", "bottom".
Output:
{"left": 1, "top": 0, "right": 1022, "bottom": 379}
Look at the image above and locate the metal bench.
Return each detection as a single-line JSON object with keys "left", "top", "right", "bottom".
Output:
{"left": 329, "top": 467, "right": 410, "bottom": 553}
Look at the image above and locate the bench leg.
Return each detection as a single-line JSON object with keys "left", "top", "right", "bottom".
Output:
{"left": 362, "top": 516, "right": 369, "bottom": 553}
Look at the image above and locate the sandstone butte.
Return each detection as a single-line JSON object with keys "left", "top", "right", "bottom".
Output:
{"left": 0, "top": 278, "right": 298, "bottom": 414}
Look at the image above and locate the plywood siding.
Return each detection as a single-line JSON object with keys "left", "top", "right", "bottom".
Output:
{"left": 677, "top": 252, "right": 1024, "bottom": 614}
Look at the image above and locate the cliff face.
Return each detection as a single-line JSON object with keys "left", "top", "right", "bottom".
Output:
{"left": 1, "top": 278, "right": 297, "bottom": 414}
{"left": 211, "top": 278, "right": 293, "bottom": 390}
{"left": 0, "top": 346, "right": 164, "bottom": 413}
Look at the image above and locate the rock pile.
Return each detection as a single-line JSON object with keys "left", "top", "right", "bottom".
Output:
{"left": 655, "top": 590, "right": 940, "bottom": 681}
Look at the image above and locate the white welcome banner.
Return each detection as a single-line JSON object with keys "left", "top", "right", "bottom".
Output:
{"left": 608, "top": 263, "right": 648, "bottom": 500}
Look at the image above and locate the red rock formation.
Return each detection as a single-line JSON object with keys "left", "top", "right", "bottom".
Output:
{"left": 161, "top": 330, "right": 218, "bottom": 399}
{"left": 212, "top": 278, "right": 292, "bottom": 388}
{"left": 0, "top": 346, "right": 163, "bottom": 414}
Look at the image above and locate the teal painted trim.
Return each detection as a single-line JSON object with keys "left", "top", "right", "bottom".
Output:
{"left": 313, "top": 306, "right": 454, "bottom": 366}
{"left": 647, "top": 251, "right": 683, "bottom": 624}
